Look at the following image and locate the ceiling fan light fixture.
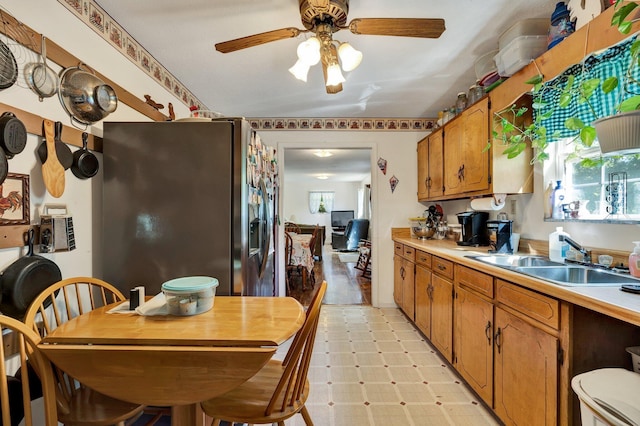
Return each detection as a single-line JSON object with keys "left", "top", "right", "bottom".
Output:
{"left": 297, "top": 37, "right": 321, "bottom": 65}
{"left": 289, "top": 59, "right": 311, "bottom": 82}
{"left": 337, "top": 42, "right": 362, "bottom": 72}
{"left": 326, "top": 62, "right": 345, "bottom": 86}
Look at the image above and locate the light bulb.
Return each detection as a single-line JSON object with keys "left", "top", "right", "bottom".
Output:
{"left": 297, "top": 37, "right": 321, "bottom": 66}
{"left": 289, "top": 59, "right": 310, "bottom": 82}
{"left": 326, "top": 63, "right": 345, "bottom": 86}
{"left": 337, "top": 42, "right": 362, "bottom": 72}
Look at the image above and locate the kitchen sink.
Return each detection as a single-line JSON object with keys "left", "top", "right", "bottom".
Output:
{"left": 466, "top": 255, "right": 640, "bottom": 287}
{"left": 467, "top": 255, "right": 565, "bottom": 268}
{"left": 514, "top": 266, "right": 640, "bottom": 286}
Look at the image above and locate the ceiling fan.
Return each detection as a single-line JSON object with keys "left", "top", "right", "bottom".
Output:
{"left": 214, "top": 0, "right": 446, "bottom": 93}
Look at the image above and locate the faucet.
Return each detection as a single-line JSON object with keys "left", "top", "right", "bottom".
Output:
{"left": 559, "top": 235, "right": 592, "bottom": 263}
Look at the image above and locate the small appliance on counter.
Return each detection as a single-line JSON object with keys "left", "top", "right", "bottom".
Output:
{"left": 487, "top": 220, "right": 513, "bottom": 253}
{"left": 456, "top": 211, "right": 489, "bottom": 246}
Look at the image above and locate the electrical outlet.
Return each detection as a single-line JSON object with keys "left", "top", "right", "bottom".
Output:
{"left": 510, "top": 199, "right": 517, "bottom": 216}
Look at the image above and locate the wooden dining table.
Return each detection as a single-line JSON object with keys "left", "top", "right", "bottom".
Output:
{"left": 38, "top": 296, "right": 305, "bottom": 426}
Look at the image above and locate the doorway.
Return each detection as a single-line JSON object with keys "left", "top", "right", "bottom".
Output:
{"left": 281, "top": 147, "right": 373, "bottom": 305}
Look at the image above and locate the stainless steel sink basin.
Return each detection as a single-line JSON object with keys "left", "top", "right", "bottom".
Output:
{"left": 467, "top": 255, "right": 565, "bottom": 268}
{"left": 514, "top": 266, "right": 640, "bottom": 286}
{"left": 466, "top": 255, "right": 640, "bottom": 287}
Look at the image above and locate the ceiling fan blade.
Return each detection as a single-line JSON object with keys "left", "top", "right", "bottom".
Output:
{"left": 348, "top": 18, "right": 445, "bottom": 38}
{"left": 215, "top": 27, "right": 302, "bottom": 53}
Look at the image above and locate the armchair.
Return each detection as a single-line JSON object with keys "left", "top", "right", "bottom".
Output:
{"left": 331, "top": 219, "right": 369, "bottom": 251}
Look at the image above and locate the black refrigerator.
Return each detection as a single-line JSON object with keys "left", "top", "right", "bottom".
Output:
{"left": 102, "top": 118, "right": 279, "bottom": 297}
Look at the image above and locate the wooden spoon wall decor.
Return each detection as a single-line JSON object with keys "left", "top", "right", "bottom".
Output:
{"left": 41, "top": 119, "right": 65, "bottom": 198}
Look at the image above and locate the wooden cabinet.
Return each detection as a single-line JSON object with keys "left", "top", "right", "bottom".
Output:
{"left": 416, "top": 95, "right": 533, "bottom": 202}
{"left": 417, "top": 129, "right": 444, "bottom": 201}
{"left": 453, "top": 264, "right": 560, "bottom": 425}
{"left": 393, "top": 243, "right": 415, "bottom": 320}
{"left": 444, "top": 97, "right": 490, "bottom": 196}
{"left": 494, "top": 307, "right": 558, "bottom": 426}
{"left": 415, "top": 250, "right": 432, "bottom": 337}
{"left": 454, "top": 267, "right": 494, "bottom": 405}
{"left": 430, "top": 256, "right": 454, "bottom": 362}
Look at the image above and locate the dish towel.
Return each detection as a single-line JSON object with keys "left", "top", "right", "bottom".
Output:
{"left": 135, "top": 293, "right": 169, "bottom": 316}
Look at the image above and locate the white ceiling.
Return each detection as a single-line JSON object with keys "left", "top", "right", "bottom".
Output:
{"left": 95, "top": 0, "right": 557, "bottom": 119}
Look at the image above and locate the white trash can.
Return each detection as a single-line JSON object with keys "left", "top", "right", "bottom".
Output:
{"left": 571, "top": 368, "right": 640, "bottom": 426}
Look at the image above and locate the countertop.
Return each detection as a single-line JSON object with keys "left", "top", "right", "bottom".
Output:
{"left": 393, "top": 236, "right": 640, "bottom": 328}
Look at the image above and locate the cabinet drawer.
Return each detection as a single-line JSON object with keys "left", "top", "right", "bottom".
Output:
{"left": 496, "top": 280, "right": 560, "bottom": 330}
{"left": 415, "top": 250, "right": 431, "bottom": 269}
{"left": 402, "top": 246, "right": 416, "bottom": 262}
{"left": 394, "top": 242, "right": 404, "bottom": 256}
{"left": 455, "top": 264, "right": 493, "bottom": 298}
{"left": 432, "top": 256, "right": 453, "bottom": 280}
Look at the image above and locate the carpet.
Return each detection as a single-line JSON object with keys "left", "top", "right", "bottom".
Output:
{"left": 338, "top": 252, "right": 360, "bottom": 263}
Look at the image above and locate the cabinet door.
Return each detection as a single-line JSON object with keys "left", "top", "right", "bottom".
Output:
{"left": 394, "top": 255, "right": 403, "bottom": 307}
{"left": 428, "top": 129, "right": 444, "bottom": 199}
{"left": 417, "top": 137, "right": 429, "bottom": 201}
{"left": 415, "top": 264, "right": 431, "bottom": 337}
{"left": 454, "top": 285, "right": 493, "bottom": 405}
{"left": 401, "top": 258, "right": 415, "bottom": 320}
{"left": 494, "top": 307, "right": 558, "bottom": 426}
{"left": 443, "top": 117, "right": 463, "bottom": 195}
{"left": 460, "top": 97, "right": 490, "bottom": 193}
{"left": 431, "top": 274, "right": 453, "bottom": 362}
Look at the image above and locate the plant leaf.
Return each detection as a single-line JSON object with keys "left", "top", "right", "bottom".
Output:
{"left": 602, "top": 76, "right": 619, "bottom": 94}
{"left": 580, "top": 78, "right": 601, "bottom": 99}
{"left": 525, "top": 74, "right": 544, "bottom": 85}
{"left": 565, "top": 117, "right": 585, "bottom": 131}
{"left": 559, "top": 92, "right": 572, "bottom": 107}
{"left": 580, "top": 126, "right": 596, "bottom": 147}
{"left": 618, "top": 95, "right": 640, "bottom": 112}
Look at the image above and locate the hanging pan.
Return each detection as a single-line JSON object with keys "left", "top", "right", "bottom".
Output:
{"left": 0, "top": 38, "right": 18, "bottom": 90}
{"left": 71, "top": 132, "right": 99, "bottom": 179}
{"left": 24, "top": 35, "right": 58, "bottom": 101}
{"left": 0, "top": 229, "right": 61, "bottom": 319}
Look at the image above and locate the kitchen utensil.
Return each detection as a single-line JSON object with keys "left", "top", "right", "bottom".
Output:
{"left": 37, "top": 120, "right": 73, "bottom": 169}
{"left": 0, "top": 39, "right": 17, "bottom": 90}
{"left": 58, "top": 63, "right": 117, "bottom": 127}
{"left": 0, "top": 228, "right": 61, "bottom": 318}
{"left": 71, "top": 132, "right": 99, "bottom": 179}
{"left": 0, "top": 112, "right": 26, "bottom": 158}
{"left": 41, "top": 119, "right": 65, "bottom": 198}
{"left": 0, "top": 148, "right": 7, "bottom": 186}
{"left": 24, "top": 35, "right": 58, "bottom": 101}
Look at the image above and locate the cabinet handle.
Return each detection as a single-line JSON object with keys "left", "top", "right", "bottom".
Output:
{"left": 437, "top": 264, "right": 446, "bottom": 271}
{"left": 494, "top": 328, "right": 502, "bottom": 354}
{"left": 485, "top": 321, "right": 492, "bottom": 345}
{"left": 400, "top": 266, "right": 405, "bottom": 279}
{"left": 427, "top": 284, "right": 433, "bottom": 300}
{"left": 426, "top": 177, "right": 432, "bottom": 189}
{"left": 457, "top": 164, "right": 465, "bottom": 181}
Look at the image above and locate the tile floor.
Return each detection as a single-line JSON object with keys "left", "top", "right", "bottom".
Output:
{"left": 279, "top": 305, "right": 501, "bottom": 426}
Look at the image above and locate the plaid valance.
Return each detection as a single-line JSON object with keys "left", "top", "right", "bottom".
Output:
{"left": 535, "top": 35, "right": 640, "bottom": 140}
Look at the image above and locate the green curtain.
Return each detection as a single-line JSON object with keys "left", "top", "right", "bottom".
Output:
{"left": 535, "top": 35, "right": 640, "bottom": 140}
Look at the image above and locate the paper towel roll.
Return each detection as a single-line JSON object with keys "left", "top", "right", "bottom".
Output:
{"left": 470, "top": 197, "right": 505, "bottom": 211}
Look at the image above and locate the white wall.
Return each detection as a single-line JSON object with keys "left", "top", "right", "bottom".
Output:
{"left": 282, "top": 179, "right": 361, "bottom": 243}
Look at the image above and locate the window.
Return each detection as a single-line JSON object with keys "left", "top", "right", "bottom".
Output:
{"left": 551, "top": 139, "right": 640, "bottom": 222}
{"left": 308, "top": 191, "right": 334, "bottom": 214}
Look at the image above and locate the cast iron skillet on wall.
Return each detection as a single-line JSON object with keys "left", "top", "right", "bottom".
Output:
{"left": 0, "top": 229, "right": 61, "bottom": 318}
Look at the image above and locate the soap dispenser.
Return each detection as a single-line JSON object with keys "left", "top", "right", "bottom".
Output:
{"left": 630, "top": 241, "right": 640, "bottom": 278}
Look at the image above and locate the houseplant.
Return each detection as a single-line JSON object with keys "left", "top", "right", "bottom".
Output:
{"left": 493, "top": 0, "right": 640, "bottom": 163}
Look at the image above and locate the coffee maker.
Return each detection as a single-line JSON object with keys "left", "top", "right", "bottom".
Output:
{"left": 456, "top": 211, "right": 489, "bottom": 246}
{"left": 486, "top": 220, "right": 513, "bottom": 253}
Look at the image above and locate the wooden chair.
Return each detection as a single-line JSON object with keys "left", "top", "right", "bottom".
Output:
{"left": 200, "top": 281, "right": 327, "bottom": 426}
{"left": 285, "top": 231, "right": 295, "bottom": 293}
{"left": 23, "top": 277, "right": 146, "bottom": 426}
{"left": 354, "top": 239, "right": 372, "bottom": 278}
{"left": 284, "top": 222, "right": 301, "bottom": 233}
{"left": 307, "top": 224, "right": 321, "bottom": 286}
{"left": 0, "top": 314, "right": 58, "bottom": 425}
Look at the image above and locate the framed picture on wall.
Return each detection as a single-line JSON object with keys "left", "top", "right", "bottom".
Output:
{"left": 0, "top": 173, "right": 29, "bottom": 226}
